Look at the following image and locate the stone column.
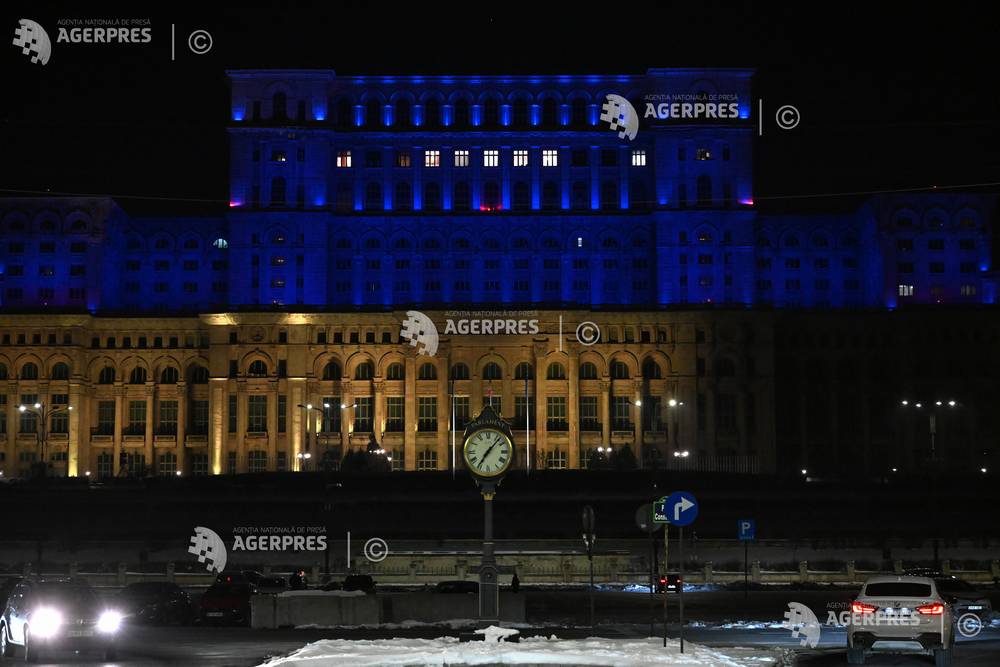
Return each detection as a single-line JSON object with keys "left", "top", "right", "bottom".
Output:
{"left": 403, "top": 354, "right": 417, "bottom": 470}
{"left": 533, "top": 344, "right": 548, "bottom": 470}
{"left": 68, "top": 381, "right": 82, "bottom": 476}
{"left": 237, "top": 382, "right": 249, "bottom": 473}
{"left": 567, "top": 348, "right": 580, "bottom": 468}
{"left": 4, "top": 383, "right": 16, "bottom": 473}
{"left": 633, "top": 380, "right": 644, "bottom": 466}
{"left": 373, "top": 380, "right": 385, "bottom": 437}
{"left": 113, "top": 386, "right": 124, "bottom": 474}
{"left": 288, "top": 378, "right": 304, "bottom": 471}
{"left": 266, "top": 382, "right": 277, "bottom": 469}
{"left": 144, "top": 384, "right": 154, "bottom": 473}
{"left": 176, "top": 382, "right": 187, "bottom": 474}
{"left": 210, "top": 379, "right": 225, "bottom": 474}
{"left": 600, "top": 381, "right": 611, "bottom": 448}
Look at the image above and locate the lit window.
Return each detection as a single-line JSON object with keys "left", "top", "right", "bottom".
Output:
{"left": 542, "top": 149, "right": 558, "bottom": 167}
{"left": 424, "top": 149, "right": 440, "bottom": 168}
{"left": 336, "top": 150, "right": 352, "bottom": 168}
{"left": 396, "top": 151, "right": 411, "bottom": 167}
{"left": 696, "top": 148, "right": 712, "bottom": 161}
{"left": 454, "top": 149, "right": 469, "bottom": 167}
{"left": 483, "top": 149, "right": 499, "bottom": 167}
{"left": 513, "top": 149, "right": 529, "bottom": 167}
{"left": 631, "top": 149, "right": 647, "bottom": 167}
{"left": 961, "top": 284, "right": 977, "bottom": 296}
{"left": 898, "top": 284, "right": 914, "bottom": 297}
{"left": 271, "top": 150, "right": 287, "bottom": 163}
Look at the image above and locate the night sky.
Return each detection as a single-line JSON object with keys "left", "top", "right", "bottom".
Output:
{"left": 3, "top": 2, "right": 999, "bottom": 216}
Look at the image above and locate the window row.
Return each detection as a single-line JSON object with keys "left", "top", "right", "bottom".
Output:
{"left": 330, "top": 148, "right": 648, "bottom": 169}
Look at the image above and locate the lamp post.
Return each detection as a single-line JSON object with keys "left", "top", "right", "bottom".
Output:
{"left": 17, "top": 402, "right": 73, "bottom": 477}
{"left": 667, "top": 398, "right": 686, "bottom": 466}
{"left": 297, "top": 402, "right": 318, "bottom": 471}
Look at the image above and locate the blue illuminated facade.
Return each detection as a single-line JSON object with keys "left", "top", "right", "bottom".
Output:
{"left": 0, "top": 68, "right": 994, "bottom": 312}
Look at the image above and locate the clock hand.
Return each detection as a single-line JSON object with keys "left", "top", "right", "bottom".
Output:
{"left": 482, "top": 436, "right": 502, "bottom": 462}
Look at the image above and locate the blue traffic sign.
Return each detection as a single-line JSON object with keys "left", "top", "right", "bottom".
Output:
{"left": 737, "top": 518, "right": 756, "bottom": 541}
{"left": 660, "top": 491, "right": 698, "bottom": 527}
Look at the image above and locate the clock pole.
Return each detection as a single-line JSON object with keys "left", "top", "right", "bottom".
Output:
{"left": 479, "top": 483, "right": 499, "bottom": 622}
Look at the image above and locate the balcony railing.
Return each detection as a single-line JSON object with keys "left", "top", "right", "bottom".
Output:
{"left": 580, "top": 419, "right": 602, "bottom": 432}
{"left": 611, "top": 420, "right": 634, "bottom": 431}
{"left": 546, "top": 420, "right": 569, "bottom": 432}
{"left": 384, "top": 420, "right": 404, "bottom": 433}
{"left": 417, "top": 420, "right": 437, "bottom": 432}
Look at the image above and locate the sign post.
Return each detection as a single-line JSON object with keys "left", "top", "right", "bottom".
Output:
{"left": 582, "top": 505, "right": 597, "bottom": 629}
{"left": 658, "top": 491, "right": 698, "bottom": 654}
{"left": 737, "top": 519, "right": 755, "bottom": 599}
{"left": 635, "top": 503, "right": 662, "bottom": 639}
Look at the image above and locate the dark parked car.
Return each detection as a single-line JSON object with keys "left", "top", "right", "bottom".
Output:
{"left": 656, "top": 574, "right": 682, "bottom": 593}
{"left": 342, "top": 574, "right": 376, "bottom": 594}
{"left": 0, "top": 578, "right": 122, "bottom": 661}
{"left": 0, "top": 578, "right": 21, "bottom": 609}
{"left": 199, "top": 583, "right": 255, "bottom": 626}
{"left": 117, "top": 582, "right": 194, "bottom": 625}
{"left": 935, "top": 577, "right": 993, "bottom": 622}
{"left": 216, "top": 570, "right": 287, "bottom": 594}
{"left": 435, "top": 580, "right": 478, "bottom": 594}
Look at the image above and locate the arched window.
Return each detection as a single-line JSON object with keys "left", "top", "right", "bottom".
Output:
{"left": 513, "top": 182, "right": 530, "bottom": 210}
{"left": 542, "top": 97, "right": 557, "bottom": 126}
{"left": 425, "top": 98, "right": 441, "bottom": 127}
{"left": 600, "top": 181, "right": 618, "bottom": 210}
{"left": 366, "top": 99, "right": 382, "bottom": 126}
{"left": 20, "top": 362, "right": 39, "bottom": 380}
{"left": 571, "top": 98, "right": 587, "bottom": 127}
{"left": 514, "top": 362, "right": 534, "bottom": 380}
{"left": 386, "top": 363, "right": 404, "bottom": 380}
{"left": 335, "top": 182, "right": 353, "bottom": 212}
{"left": 418, "top": 363, "right": 437, "bottom": 380}
{"left": 395, "top": 99, "right": 411, "bottom": 127}
{"left": 129, "top": 367, "right": 147, "bottom": 384}
{"left": 354, "top": 361, "right": 374, "bottom": 380}
{"left": 572, "top": 181, "right": 589, "bottom": 210}
{"left": 365, "top": 182, "right": 383, "bottom": 210}
{"left": 160, "top": 367, "right": 179, "bottom": 384}
{"left": 454, "top": 98, "right": 470, "bottom": 127}
{"left": 542, "top": 181, "right": 559, "bottom": 210}
{"left": 270, "top": 177, "right": 287, "bottom": 207}
{"left": 97, "top": 366, "right": 114, "bottom": 384}
{"left": 716, "top": 358, "right": 736, "bottom": 377}
{"left": 512, "top": 98, "right": 528, "bottom": 126}
{"left": 212, "top": 238, "right": 228, "bottom": 249}
{"left": 696, "top": 175, "right": 712, "bottom": 206}
{"left": 188, "top": 366, "right": 209, "bottom": 384}
{"left": 51, "top": 362, "right": 70, "bottom": 380}
{"left": 424, "top": 182, "right": 442, "bottom": 211}
{"left": 610, "top": 360, "right": 630, "bottom": 379}
{"left": 483, "top": 181, "right": 500, "bottom": 209}
{"left": 322, "top": 360, "right": 342, "bottom": 381}
{"left": 395, "top": 181, "right": 413, "bottom": 211}
{"left": 272, "top": 91, "right": 287, "bottom": 120}
{"left": 335, "top": 97, "right": 352, "bottom": 128}
{"left": 546, "top": 362, "right": 566, "bottom": 380}
{"left": 247, "top": 360, "right": 267, "bottom": 378}
{"left": 642, "top": 360, "right": 662, "bottom": 379}
{"left": 454, "top": 181, "right": 471, "bottom": 210}
{"left": 484, "top": 98, "right": 499, "bottom": 126}
{"left": 0, "top": 363, "right": 7, "bottom": 380}
{"left": 630, "top": 180, "right": 650, "bottom": 208}
{"left": 450, "top": 363, "right": 470, "bottom": 380}
{"left": 579, "top": 362, "right": 598, "bottom": 380}
{"left": 482, "top": 362, "right": 502, "bottom": 381}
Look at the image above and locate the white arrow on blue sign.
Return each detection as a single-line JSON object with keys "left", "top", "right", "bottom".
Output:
{"left": 663, "top": 491, "right": 698, "bottom": 527}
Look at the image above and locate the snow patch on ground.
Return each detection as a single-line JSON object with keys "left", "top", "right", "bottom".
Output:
{"left": 259, "top": 635, "right": 788, "bottom": 666}
{"left": 277, "top": 589, "right": 367, "bottom": 598}
{"left": 294, "top": 619, "right": 544, "bottom": 630}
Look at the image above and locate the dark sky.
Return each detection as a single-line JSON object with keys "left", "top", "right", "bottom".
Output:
{"left": 3, "top": 1, "right": 999, "bottom": 216}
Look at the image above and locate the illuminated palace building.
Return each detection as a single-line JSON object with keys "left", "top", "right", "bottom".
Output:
{"left": 1, "top": 69, "right": 998, "bottom": 479}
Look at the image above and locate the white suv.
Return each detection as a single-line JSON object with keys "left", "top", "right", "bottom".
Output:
{"left": 847, "top": 575, "right": 954, "bottom": 666}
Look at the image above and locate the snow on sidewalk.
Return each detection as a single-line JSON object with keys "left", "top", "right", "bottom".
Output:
{"left": 258, "top": 632, "right": 789, "bottom": 666}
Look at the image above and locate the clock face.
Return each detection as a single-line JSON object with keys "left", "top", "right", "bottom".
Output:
{"left": 463, "top": 428, "right": 513, "bottom": 477}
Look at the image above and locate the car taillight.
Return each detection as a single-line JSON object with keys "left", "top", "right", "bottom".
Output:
{"left": 851, "top": 601, "right": 878, "bottom": 614}
{"left": 916, "top": 603, "right": 944, "bottom": 615}
{"left": 659, "top": 577, "right": 666, "bottom": 584}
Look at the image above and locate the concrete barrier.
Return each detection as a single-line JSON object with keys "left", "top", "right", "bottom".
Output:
{"left": 251, "top": 591, "right": 380, "bottom": 629}
{"left": 385, "top": 592, "right": 526, "bottom": 624}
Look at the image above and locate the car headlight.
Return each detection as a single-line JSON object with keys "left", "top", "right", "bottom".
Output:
{"left": 97, "top": 610, "right": 123, "bottom": 634}
{"left": 32, "top": 607, "right": 63, "bottom": 638}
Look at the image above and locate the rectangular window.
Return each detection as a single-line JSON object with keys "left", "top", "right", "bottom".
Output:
{"left": 513, "top": 149, "right": 529, "bottom": 167}
{"left": 228, "top": 395, "right": 237, "bottom": 433}
{"left": 483, "top": 395, "right": 502, "bottom": 414}
{"left": 717, "top": 393, "right": 737, "bottom": 434}
{"left": 483, "top": 149, "right": 499, "bottom": 167}
{"left": 390, "top": 448, "right": 404, "bottom": 471}
{"left": 321, "top": 398, "right": 341, "bottom": 432}
{"left": 95, "top": 399, "right": 114, "bottom": 435}
{"left": 418, "top": 397, "right": 438, "bottom": 432}
{"left": 277, "top": 395, "right": 287, "bottom": 433}
{"left": 191, "top": 453, "right": 209, "bottom": 476}
{"left": 50, "top": 394, "right": 69, "bottom": 434}
{"left": 579, "top": 396, "right": 599, "bottom": 430}
{"left": 386, "top": 396, "right": 404, "bottom": 432}
{"left": 546, "top": 396, "right": 568, "bottom": 430}
{"left": 424, "top": 149, "right": 440, "bottom": 167}
{"left": 514, "top": 395, "right": 535, "bottom": 427}
{"left": 396, "top": 150, "right": 411, "bottom": 167}
{"left": 898, "top": 284, "right": 914, "bottom": 297}
{"left": 542, "top": 149, "right": 558, "bottom": 167}
{"left": 453, "top": 396, "right": 470, "bottom": 429}
{"left": 336, "top": 150, "right": 352, "bottom": 168}
{"left": 247, "top": 450, "right": 268, "bottom": 473}
{"left": 354, "top": 397, "right": 373, "bottom": 432}
{"left": 0, "top": 395, "right": 6, "bottom": 434}
{"left": 127, "top": 401, "right": 147, "bottom": 435}
{"left": 417, "top": 449, "right": 437, "bottom": 471}
{"left": 158, "top": 400, "right": 178, "bottom": 435}
{"left": 454, "top": 149, "right": 469, "bottom": 167}
{"left": 611, "top": 396, "right": 632, "bottom": 430}
{"left": 631, "top": 149, "right": 647, "bottom": 167}
{"left": 191, "top": 400, "right": 208, "bottom": 435}
{"left": 247, "top": 395, "right": 267, "bottom": 432}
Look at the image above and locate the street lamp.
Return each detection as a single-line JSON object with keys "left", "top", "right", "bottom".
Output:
{"left": 900, "top": 398, "right": 959, "bottom": 464}
{"left": 17, "top": 401, "right": 73, "bottom": 477}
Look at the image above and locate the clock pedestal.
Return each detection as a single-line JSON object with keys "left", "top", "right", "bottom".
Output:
{"left": 478, "top": 485, "right": 499, "bottom": 622}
